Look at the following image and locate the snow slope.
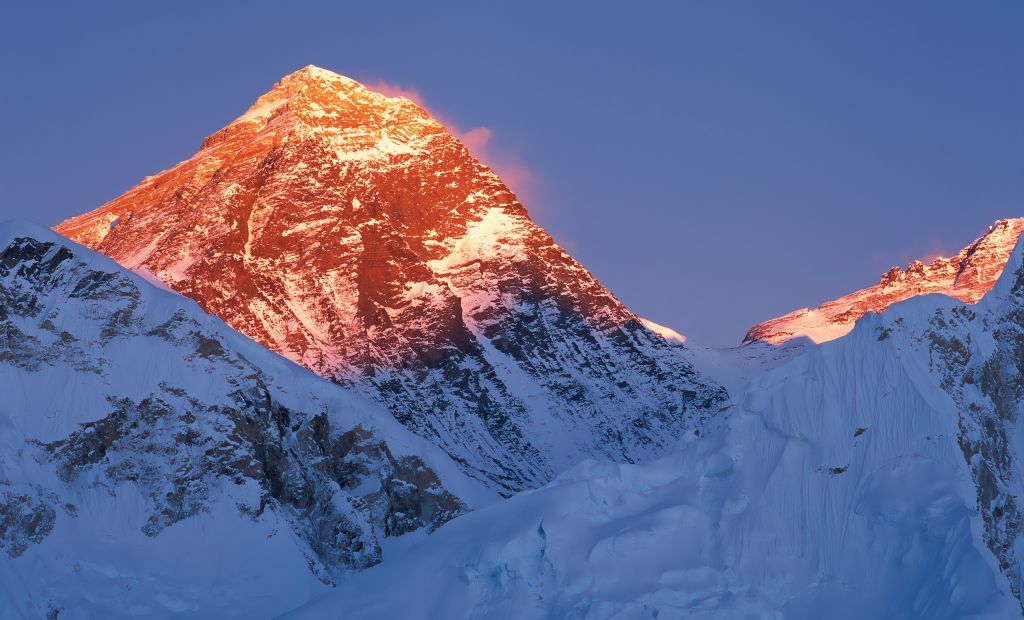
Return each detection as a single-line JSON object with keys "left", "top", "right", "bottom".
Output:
{"left": 289, "top": 237, "right": 1024, "bottom": 619}
{"left": 0, "top": 221, "right": 493, "bottom": 618}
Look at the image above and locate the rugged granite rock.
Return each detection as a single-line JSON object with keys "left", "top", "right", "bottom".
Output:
{"left": 745, "top": 218, "right": 1024, "bottom": 345}
{"left": 923, "top": 240, "right": 1024, "bottom": 610}
{"left": 55, "top": 66, "right": 727, "bottom": 492}
{"left": 0, "top": 223, "right": 490, "bottom": 616}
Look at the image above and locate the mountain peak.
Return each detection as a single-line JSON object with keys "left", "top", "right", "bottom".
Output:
{"left": 285, "top": 64, "right": 350, "bottom": 81}
{"left": 53, "top": 68, "right": 726, "bottom": 492}
{"left": 983, "top": 220, "right": 1024, "bottom": 302}
{"left": 745, "top": 217, "right": 1024, "bottom": 345}
{"left": 221, "top": 66, "right": 434, "bottom": 142}
{"left": 271, "top": 65, "right": 400, "bottom": 104}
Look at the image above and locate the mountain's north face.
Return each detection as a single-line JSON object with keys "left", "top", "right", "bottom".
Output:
{"left": 745, "top": 218, "right": 1024, "bottom": 345}
{"left": 55, "top": 66, "right": 726, "bottom": 492}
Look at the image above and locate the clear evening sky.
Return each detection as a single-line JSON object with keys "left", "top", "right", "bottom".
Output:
{"left": 1, "top": 2, "right": 1021, "bottom": 346}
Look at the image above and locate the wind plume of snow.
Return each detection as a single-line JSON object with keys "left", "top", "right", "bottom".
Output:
{"left": 639, "top": 317, "right": 687, "bottom": 344}
{"left": 364, "top": 79, "right": 534, "bottom": 201}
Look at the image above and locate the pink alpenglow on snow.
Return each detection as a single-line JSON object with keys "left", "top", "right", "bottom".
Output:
{"left": 744, "top": 218, "right": 1024, "bottom": 345}
{"left": 53, "top": 65, "right": 727, "bottom": 493}
{"left": 640, "top": 317, "right": 687, "bottom": 345}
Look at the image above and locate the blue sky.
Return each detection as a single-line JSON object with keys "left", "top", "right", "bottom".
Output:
{"left": 1, "top": 1, "right": 1021, "bottom": 346}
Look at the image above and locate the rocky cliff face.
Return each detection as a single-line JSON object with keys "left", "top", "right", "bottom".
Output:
{"left": 923, "top": 237, "right": 1024, "bottom": 610}
{"left": 54, "top": 66, "right": 727, "bottom": 493}
{"left": 745, "top": 218, "right": 1024, "bottom": 345}
{"left": 0, "top": 223, "right": 490, "bottom": 617}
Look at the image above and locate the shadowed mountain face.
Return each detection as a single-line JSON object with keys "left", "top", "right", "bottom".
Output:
{"left": 0, "top": 223, "right": 493, "bottom": 616}
{"left": 55, "top": 66, "right": 727, "bottom": 493}
{"left": 745, "top": 218, "right": 1024, "bottom": 346}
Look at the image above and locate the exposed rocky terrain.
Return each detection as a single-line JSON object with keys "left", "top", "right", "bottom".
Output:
{"left": 745, "top": 218, "right": 1024, "bottom": 345}
{"left": 55, "top": 66, "right": 727, "bottom": 493}
{"left": 0, "top": 222, "right": 491, "bottom": 617}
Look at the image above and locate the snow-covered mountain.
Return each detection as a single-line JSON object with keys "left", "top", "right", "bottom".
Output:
{"left": 0, "top": 221, "right": 494, "bottom": 618}
{"left": 17, "top": 63, "right": 1024, "bottom": 618}
{"left": 745, "top": 218, "right": 1024, "bottom": 345}
{"left": 54, "top": 66, "right": 727, "bottom": 493}
{"left": 288, "top": 232, "right": 1024, "bottom": 619}
{"left": 15, "top": 208, "right": 1024, "bottom": 618}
